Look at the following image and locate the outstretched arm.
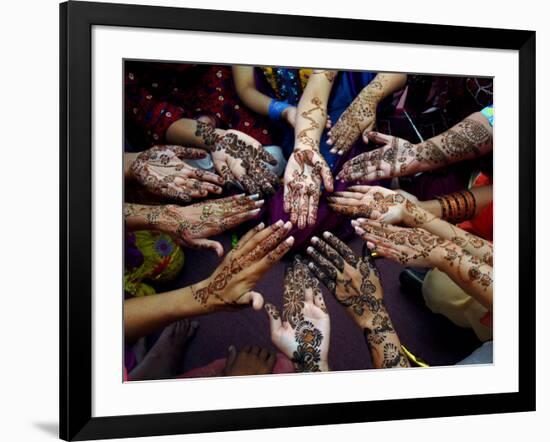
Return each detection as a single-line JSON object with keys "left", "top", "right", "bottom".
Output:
{"left": 338, "top": 111, "right": 493, "bottom": 182}
{"left": 125, "top": 221, "right": 294, "bottom": 342}
{"left": 328, "top": 73, "right": 407, "bottom": 155}
{"left": 329, "top": 186, "right": 493, "bottom": 265}
{"left": 306, "top": 232, "right": 409, "bottom": 369}
{"left": 355, "top": 220, "right": 493, "bottom": 310}
{"left": 283, "top": 70, "right": 336, "bottom": 228}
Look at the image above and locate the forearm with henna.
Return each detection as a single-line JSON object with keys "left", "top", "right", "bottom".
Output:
{"left": 124, "top": 203, "right": 166, "bottom": 230}
{"left": 328, "top": 73, "right": 406, "bottom": 154}
{"left": 412, "top": 112, "right": 493, "bottom": 173}
{"left": 165, "top": 118, "right": 225, "bottom": 151}
{"left": 432, "top": 242, "right": 493, "bottom": 310}
{"left": 401, "top": 201, "right": 493, "bottom": 266}
{"left": 294, "top": 70, "right": 335, "bottom": 151}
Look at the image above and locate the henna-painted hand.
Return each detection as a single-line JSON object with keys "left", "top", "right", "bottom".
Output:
{"left": 337, "top": 132, "right": 421, "bottom": 182}
{"left": 306, "top": 232, "right": 383, "bottom": 321}
{"left": 328, "top": 185, "right": 431, "bottom": 226}
{"left": 327, "top": 90, "right": 378, "bottom": 155}
{"left": 212, "top": 129, "right": 279, "bottom": 197}
{"left": 130, "top": 145, "right": 225, "bottom": 202}
{"left": 191, "top": 220, "right": 294, "bottom": 311}
{"left": 353, "top": 219, "right": 445, "bottom": 267}
{"left": 283, "top": 149, "right": 334, "bottom": 229}
{"left": 265, "top": 256, "right": 330, "bottom": 372}
{"left": 158, "top": 194, "right": 264, "bottom": 256}
{"left": 306, "top": 232, "right": 410, "bottom": 368}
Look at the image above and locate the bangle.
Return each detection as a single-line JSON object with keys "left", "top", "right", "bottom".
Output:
{"left": 436, "top": 190, "right": 477, "bottom": 223}
{"left": 268, "top": 99, "right": 291, "bottom": 120}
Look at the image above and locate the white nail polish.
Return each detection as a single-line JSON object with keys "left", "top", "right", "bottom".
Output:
{"left": 275, "top": 220, "right": 284, "bottom": 227}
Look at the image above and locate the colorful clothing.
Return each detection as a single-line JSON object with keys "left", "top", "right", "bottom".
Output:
{"left": 255, "top": 68, "right": 376, "bottom": 169}
{"left": 481, "top": 104, "right": 494, "bottom": 127}
{"left": 125, "top": 62, "right": 274, "bottom": 150}
{"left": 125, "top": 230, "right": 184, "bottom": 297}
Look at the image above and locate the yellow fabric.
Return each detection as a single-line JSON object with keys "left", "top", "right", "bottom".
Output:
{"left": 422, "top": 268, "right": 492, "bottom": 341}
{"left": 125, "top": 230, "right": 184, "bottom": 297}
{"left": 260, "top": 67, "right": 312, "bottom": 99}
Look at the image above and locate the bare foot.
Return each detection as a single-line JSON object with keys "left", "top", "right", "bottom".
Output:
{"left": 129, "top": 319, "right": 198, "bottom": 381}
{"left": 223, "top": 345, "right": 276, "bottom": 377}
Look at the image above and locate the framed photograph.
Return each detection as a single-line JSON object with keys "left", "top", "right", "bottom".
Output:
{"left": 60, "top": 1, "right": 535, "bottom": 440}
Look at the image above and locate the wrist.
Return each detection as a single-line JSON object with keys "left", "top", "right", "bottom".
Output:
{"left": 124, "top": 152, "right": 139, "bottom": 180}
{"left": 346, "top": 304, "right": 377, "bottom": 329}
{"left": 402, "top": 204, "right": 431, "bottom": 227}
{"left": 430, "top": 240, "right": 458, "bottom": 269}
{"left": 268, "top": 99, "right": 291, "bottom": 120}
{"left": 294, "top": 143, "right": 317, "bottom": 152}
{"left": 181, "top": 278, "right": 213, "bottom": 316}
{"left": 319, "top": 361, "right": 330, "bottom": 372}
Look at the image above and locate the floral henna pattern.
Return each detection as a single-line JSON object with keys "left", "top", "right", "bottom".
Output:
{"left": 338, "top": 136, "right": 418, "bottom": 181}
{"left": 292, "top": 321, "right": 324, "bottom": 372}
{"left": 131, "top": 145, "right": 222, "bottom": 202}
{"left": 307, "top": 233, "right": 382, "bottom": 318}
{"left": 214, "top": 131, "right": 279, "bottom": 196}
{"left": 306, "top": 232, "right": 409, "bottom": 369}
{"left": 361, "top": 222, "right": 446, "bottom": 265}
{"left": 283, "top": 256, "right": 322, "bottom": 328}
{"left": 284, "top": 149, "right": 330, "bottom": 227}
{"left": 380, "top": 342, "right": 409, "bottom": 368}
{"left": 195, "top": 120, "right": 220, "bottom": 146}
{"left": 339, "top": 116, "right": 491, "bottom": 182}
{"left": 328, "top": 80, "right": 384, "bottom": 154}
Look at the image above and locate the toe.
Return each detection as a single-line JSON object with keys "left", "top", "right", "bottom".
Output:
{"left": 225, "top": 345, "right": 237, "bottom": 370}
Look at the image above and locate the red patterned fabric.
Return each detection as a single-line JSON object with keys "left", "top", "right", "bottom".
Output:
{"left": 125, "top": 62, "right": 274, "bottom": 149}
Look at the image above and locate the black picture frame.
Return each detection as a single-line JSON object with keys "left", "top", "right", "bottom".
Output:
{"left": 60, "top": 1, "right": 536, "bottom": 440}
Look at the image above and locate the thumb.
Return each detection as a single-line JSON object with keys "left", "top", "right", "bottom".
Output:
{"left": 362, "top": 128, "right": 370, "bottom": 145}
{"left": 237, "top": 290, "right": 264, "bottom": 310}
{"left": 186, "top": 238, "right": 224, "bottom": 257}
{"left": 264, "top": 303, "right": 282, "bottom": 334}
{"left": 320, "top": 161, "right": 334, "bottom": 192}
{"left": 225, "top": 345, "right": 237, "bottom": 368}
{"left": 171, "top": 146, "right": 208, "bottom": 160}
{"left": 259, "top": 147, "right": 278, "bottom": 166}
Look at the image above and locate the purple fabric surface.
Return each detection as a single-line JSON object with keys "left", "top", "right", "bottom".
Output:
{"left": 165, "top": 231, "right": 480, "bottom": 374}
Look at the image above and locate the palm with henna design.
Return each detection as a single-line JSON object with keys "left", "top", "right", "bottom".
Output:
{"left": 337, "top": 132, "right": 420, "bottom": 182}
{"left": 130, "top": 145, "right": 224, "bottom": 202}
{"left": 265, "top": 256, "right": 330, "bottom": 372}
{"left": 283, "top": 149, "right": 333, "bottom": 229}
{"left": 328, "top": 185, "right": 431, "bottom": 226}
{"left": 211, "top": 129, "right": 279, "bottom": 197}
{"left": 353, "top": 219, "right": 445, "bottom": 267}
{"left": 191, "top": 220, "right": 295, "bottom": 312}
